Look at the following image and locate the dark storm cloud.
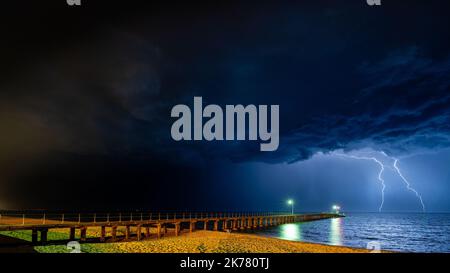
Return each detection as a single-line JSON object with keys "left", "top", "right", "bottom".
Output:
{"left": 1, "top": 0, "right": 450, "bottom": 210}
{"left": 241, "top": 47, "right": 450, "bottom": 163}
{"left": 5, "top": 25, "right": 449, "bottom": 167}
{"left": 0, "top": 31, "right": 167, "bottom": 158}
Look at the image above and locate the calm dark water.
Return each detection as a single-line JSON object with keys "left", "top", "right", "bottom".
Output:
{"left": 252, "top": 213, "right": 450, "bottom": 253}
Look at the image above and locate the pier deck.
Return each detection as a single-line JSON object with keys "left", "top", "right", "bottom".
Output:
{"left": 0, "top": 212, "right": 343, "bottom": 244}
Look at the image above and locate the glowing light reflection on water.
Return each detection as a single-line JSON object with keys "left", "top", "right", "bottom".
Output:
{"left": 329, "top": 217, "right": 343, "bottom": 245}
{"left": 279, "top": 223, "right": 302, "bottom": 241}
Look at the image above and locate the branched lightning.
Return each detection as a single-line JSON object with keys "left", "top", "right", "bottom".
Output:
{"left": 333, "top": 151, "right": 426, "bottom": 212}
{"left": 393, "top": 159, "right": 426, "bottom": 212}
{"left": 334, "top": 153, "right": 386, "bottom": 212}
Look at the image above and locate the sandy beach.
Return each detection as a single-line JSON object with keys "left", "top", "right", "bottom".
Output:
{"left": 14, "top": 228, "right": 374, "bottom": 253}
{"left": 92, "top": 230, "right": 372, "bottom": 253}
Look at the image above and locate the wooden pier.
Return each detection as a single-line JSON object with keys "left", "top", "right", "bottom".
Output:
{"left": 0, "top": 212, "right": 343, "bottom": 245}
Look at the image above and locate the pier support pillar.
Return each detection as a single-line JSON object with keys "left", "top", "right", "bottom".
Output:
{"left": 69, "top": 227, "right": 76, "bottom": 240}
{"left": 213, "top": 220, "right": 219, "bottom": 231}
{"left": 175, "top": 222, "right": 181, "bottom": 236}
{"left": 111, "top": 226, "right": 117, "bottom": 241}
{"left": 100, "top": 226, "right": 106, "bottom": 242}
{"left": 32, "top": 229, "right": 38, "bottom": 244}
{"left": 204, "top": 221, "right": 208, "bottom": 230}
{"left": 136, "top": 225, "right": 142, "bottom": 241}
{"left": 156, "top": 223, "right": 162, "bottom": 239}
{"left": 80, "top": 227, "right": 87, "bottom": 242}
{"left": 125, "top": 226, "right": 131, "bottom": 240}
{"left": 190, "top": 221, "right": 196, "bottom": 233}
{"left": 40, "top": 229, "right": 48, "bottom": 243}
{"left": 222, "top": 220, "right": 227, "bottom": 231}
{"left": 145, "top": 226, "right": 150, "bottom": 238}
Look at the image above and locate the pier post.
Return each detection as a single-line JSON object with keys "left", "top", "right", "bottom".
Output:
{"left": 32, "top": 229, "right": 38, "bottom": 244}
{"left": 80, "top": 227, "right": 87, "bottom": 242}
{"left": 222, "top": 220, "right": 227, "bottom": 230}
{"left": 156, "top": 223, "right": 162, "bottom": 239}
{"left": 40, "top": 229, "right": 48, "bottom": 243}
{"left": 69, "top": 227, "right": 75, "bottom": 240}
{"left": 213, "top": 220, "right": 219, "bottom": 231}
{"left": 125, "top": 226, "right": 131, "bottom": 240}
{"left": 190, "top": 221, "right": 196, "bottom": 233}
{"left": 111, "top": 226, "right": 117, "bottom": 241}
{"left": 204, "top": 221, "right": 208, "bottom": 230}
{"left": 175, "top": 222, "right": 181, "bottom": 236}
{"left": 145, "top": 226, "right": 150, "bottom": 238}
{"left": 100, "top": 226, "right": 106, "bottom": 242}
{"left": 136, "top": 225, "right": 142, "bottom": 241}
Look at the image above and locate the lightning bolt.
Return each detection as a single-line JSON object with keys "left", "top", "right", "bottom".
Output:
{"left": 332, "top": 151, "right": 426, "bottom": 212}
{"left": 333, "top": 153, "right": 386, "bottom": 212}
{"left": 393, "top": 159, "right": 426, "bottom": 212}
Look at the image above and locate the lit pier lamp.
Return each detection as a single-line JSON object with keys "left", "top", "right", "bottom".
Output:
{"left": 332, "top": 205, "right": 341, "bottom": 214}
{"left": 287, "top": 199, "right": 294, "bottom": 215}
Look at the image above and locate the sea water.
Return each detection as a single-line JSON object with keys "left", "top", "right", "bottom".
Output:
{"left": 251, "top": 213, "right": 450, "bottom": 253}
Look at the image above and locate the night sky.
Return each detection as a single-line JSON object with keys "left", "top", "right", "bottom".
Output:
{"left": 1, "top": 0, "right": 450, "bottom": 212}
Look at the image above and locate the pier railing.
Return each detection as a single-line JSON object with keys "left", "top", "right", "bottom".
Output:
{"left": 0, "top": 211, "right": 298, "bottom": 226}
